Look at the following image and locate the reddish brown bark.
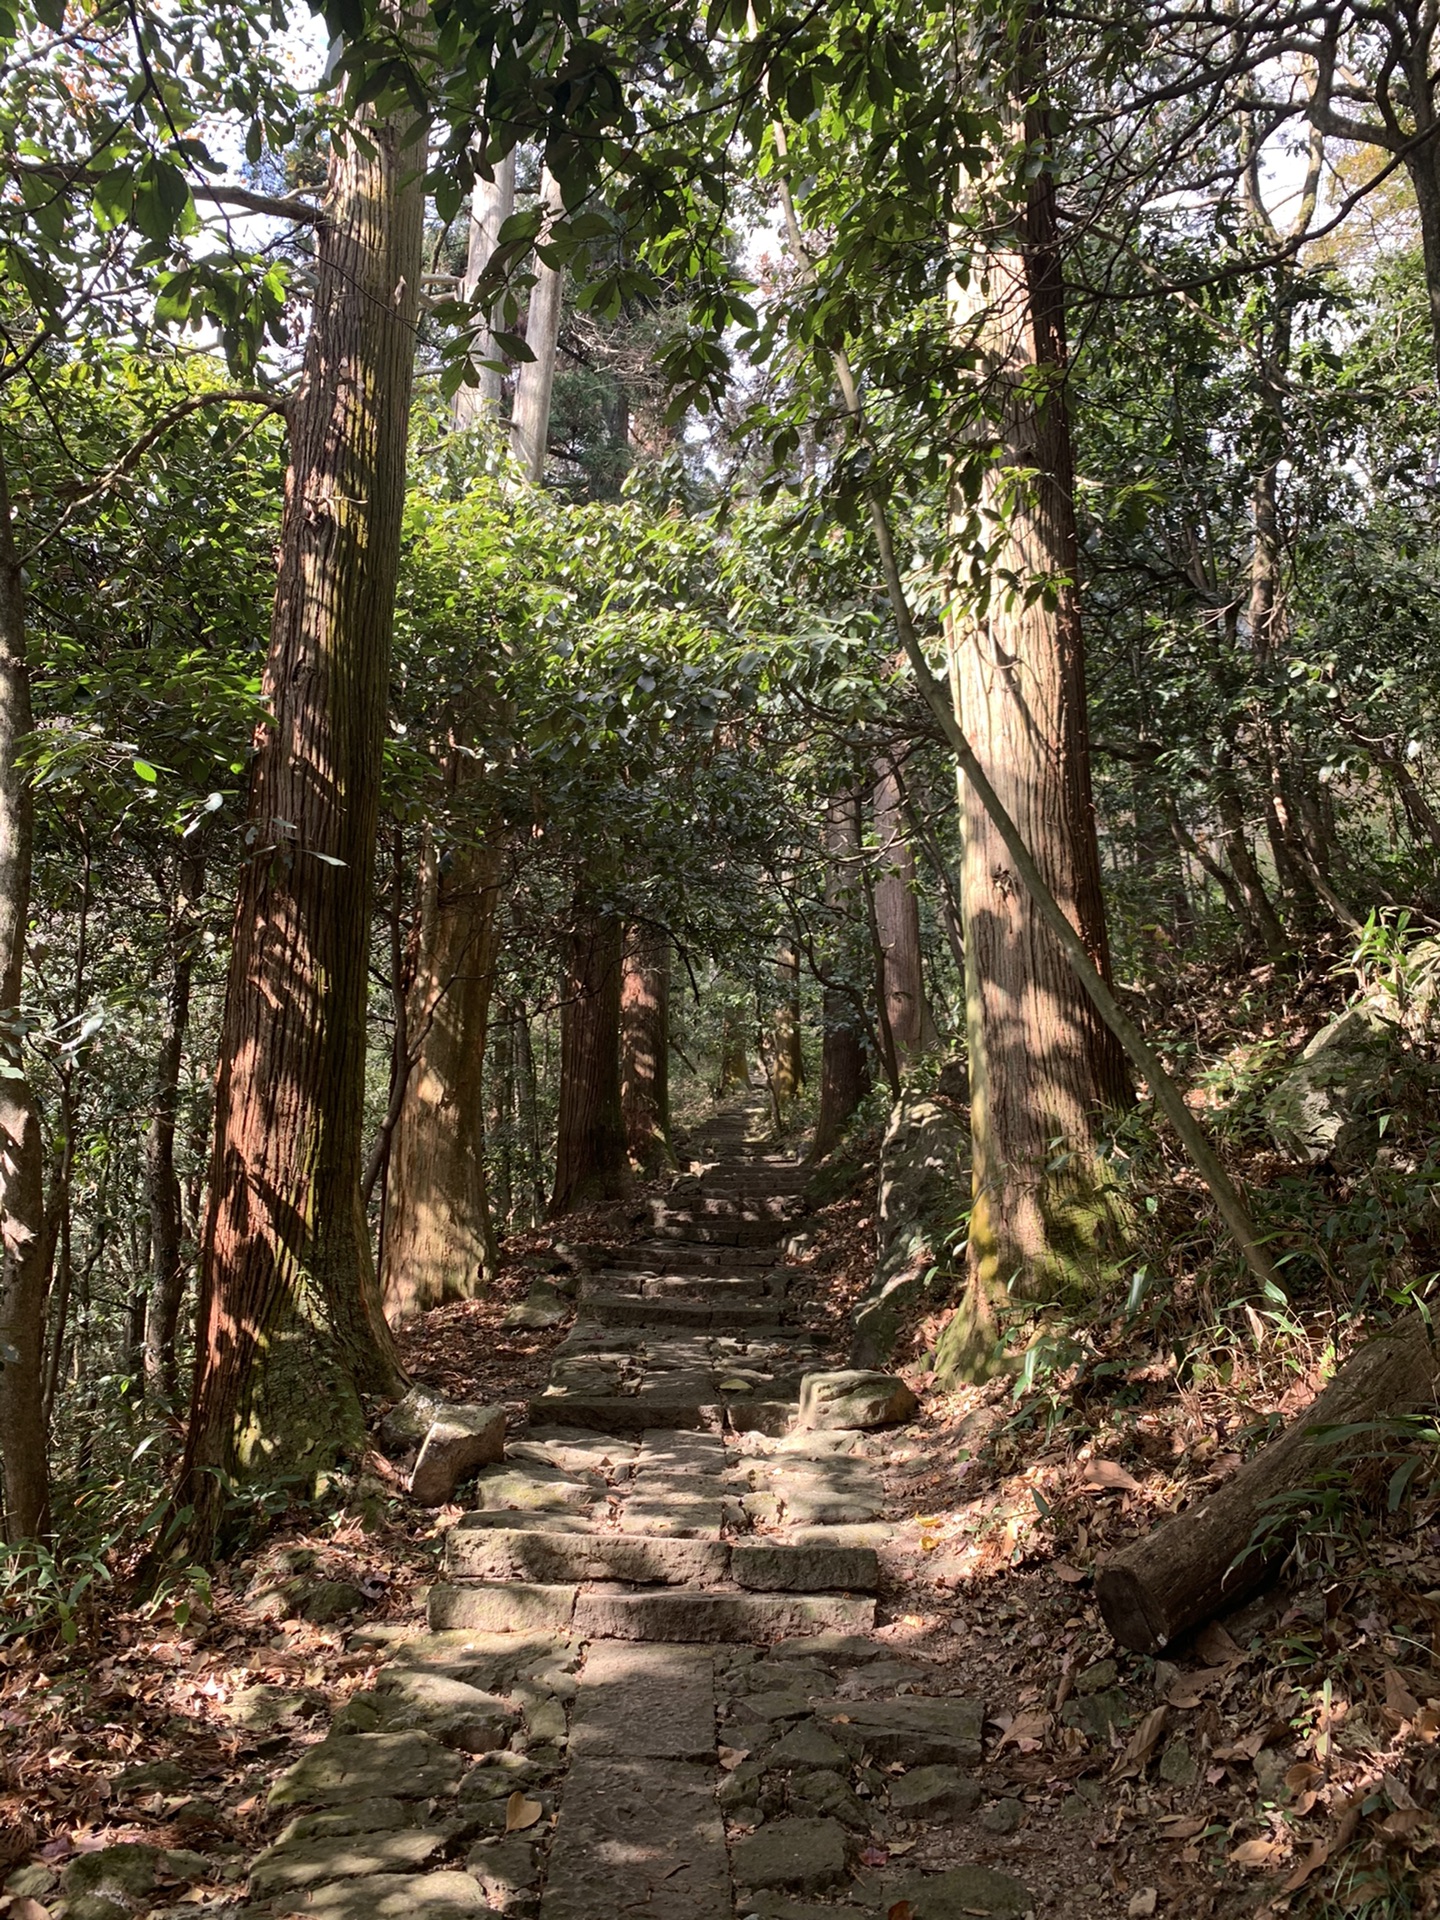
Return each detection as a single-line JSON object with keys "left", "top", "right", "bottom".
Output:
{"left": 176, "top": 102, "right": 424, "bottom": 1541}
{"left": 620, "top": 925, "right": 673, "bottom": 1172}
{"left": 873, "top": 765, "right": 937, "bottom": 1066}
{"left": 143, "top": 850, "right": 203, "bottom": 1407}
{"left": 940, "top": 57, "right": 1130, "bottom": 1373}
{"left": 550, "top": 906, "right": 628, "bottom": 1216}
{"left": 380, "top": 826, "right": 503, "bottom": 1322}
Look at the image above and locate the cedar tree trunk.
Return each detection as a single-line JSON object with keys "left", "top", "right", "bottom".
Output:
{"left": 177, "top": 103, "right": 424, "bottom": 1543}
{"left": 873, "top": 765, "right": 936, "bottom": 1065}
{"left": 0, "top": 442, "right": 50, "bottom": 1540}
{"left": 550, "top": 905, "right": 628, "bottom": 1215}
{"left": 620, "top": 924, "right": 673, "bottom": 1172}
{"left": 811, "top": 796, "right": 870, "bottom": 1160}
{"left": 381, "top": 827, "right": 503, "bottom": 1321}
{"left": 143, "top": 850, "right": 203, "bottom": 1406}
{"left": 939, "top": 60, "right": 1131, "bottom": 1377}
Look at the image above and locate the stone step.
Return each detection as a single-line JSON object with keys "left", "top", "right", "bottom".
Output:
{"left": 526, "top": 1393, "right": 722, "bottom": 1433}
{"left": 648, "top": 1217, "right": 787, "bottom": 1245}
{"left": 576, "top": 1294, "right": 785, "bottom": 1331}
{"left": 602, "top": 1242, "right": 781, "bottom": 1272}
{"left": 584, "top": 1271, "right": 785, "bottom": 1304}
{"left": 446, "top": 1524, "right": 880, "bottom": 1594}
{"left": 428, "top": 1581, "right": 875, "bottom": 1642}
{"left": 657, "top": 1192, "right": 802, "bottom": 1219}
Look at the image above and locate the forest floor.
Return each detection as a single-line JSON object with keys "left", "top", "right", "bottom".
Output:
{"left": 2, "top": 1095, "right": 1439, "bottom": 1920}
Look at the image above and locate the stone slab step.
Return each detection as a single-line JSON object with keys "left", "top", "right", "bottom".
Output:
{"left": 648, "top": 1218, "right": 787, "bottom": 1245}
{"left": 573, "top": 1585, "right": 876, "bottom": 1642}
{"left": 584, "top": 1271, "right": 785, "bottom": 1303}
{"left": 447, "top": 1525, "right": 879, "bottom": 1593}
{"left": 539, "top": 1756, "right": 728, "bottom": 1920}
{"left": 527, "top": 1393, "right": 722, "bottom": 1434}
{"left": 603, "top": 1242, "right": 781, "bottom": 1272}
{"left": 428, "top": 1581, "right": 875, "bottom": 1641}
{"left": 658, "top": 1192, "right": 802, "bottom": 1218}
{"left": 576, "top": 1293, "right": 785, "bottom": 1331}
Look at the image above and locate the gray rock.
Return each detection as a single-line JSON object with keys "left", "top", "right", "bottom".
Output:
{"left": 731, "top": 1816, "right": 847, "bottom": 1892}
{"left": 502, "top": 1280, "right": 571, "bottom": 1330}
{"left": 5, "top": 1866, "right": 57, "bottom": 1899}
{"left": 472, "top": 1462, "right": 606, "bottom": 1514}
{"left": 274, "top": 1800, "right": 414, "bottom": 1844}
{"left": 63, "top": 1846, "right": 163, "bottom": 1903}
{"left": 786, "top": 1768, "right": 870, "bottom": 1828}
{"left": 795, "top": 1369, "right": 918, "bottom": 1432}
{"left": 1061, "top": 1686, "right": 1130, "bottom": 1741}
{"left": 466, "top": 1834, "right": 539, "bottom": 1910}
{"left": 853, "top": 1094, "right": 966, "bottom": 1366}
{"left": 887, "top": 1765, "right": 982, "bottom": 1820}
{"left": 979, "top": 1796, "right": 1025, "bottom": 1834}
{"left": 731, "top": 1541, "right": 879, "bottom": 1593}
{"left": 824, "top": 1696, "right": 984, "bottom": 1767}
{"left": 249, "top": 1827, "right": 450, "bottom": 1895}
{"left": 761, "top": 1722, "right": 849, "bottom": 1771}
{"left": 428, "top": 1581, "right": 577, "bottom": 1634}
{"left": 1074, "top": 1658, "right": 1117, "bottom": 1695}
{"left": 1159, "top": 1739, "right": 1198, "bottom": 1786}
{"left": 458, "top": 1754, "right": 553, "bottom": 1801}
{"left": 266, "top": 1869, "right": 488, "bottom": 1918}
{"left": 268, "top": 1731, "right": 466, "bottom": 1807}
{"left": 112, "top": 1758, "right": 191, "bottom": 1792}
{"left": 410, "top": 1402, "right": 506, "bottom": 1504}
{"left": 222, "top": 1682, "right": 325, "bottom": 1730}
{"left": 380, "top": 1384, "right": 452, "bottom": 1450}
{"left": 875, "top": 1864, "right": 1035, "bottom": 1916}
{"left": 1265, "top": 1006, "right": 1429, "bottom": 1166}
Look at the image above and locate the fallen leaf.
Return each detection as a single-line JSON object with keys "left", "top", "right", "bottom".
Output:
{"left": 716, "top": 1745, "right": 748, "bottom": 1771}
{"left": 860, "top": 1846, "right": 889, "bottom": 1867}
{"left": 1158, "top": 1815, "right": 1206, "bottom": 1840}
{"left": 887, "top": 1838, "right": 916, "bottom": 1855}
{"left": 504, "top": 1792, "right": 543, "bottom": 1834}
{"left": 1229, "top": 1837, "right": 1285, "bottom": 1869}
{"left": 1127, "top": 1892, "right": 1158, "bottom": 1917}
{"left": 716, "top": 1377, "right": 752, "bottom": 1393}
{"left": 886, "top": 1904, "right": 916, "bottom": 1920}
{"left": 1114, "top": 1704, "right": 1169, "bottom": 1778}
{"left": 1281, "top": 1841, "right": 1330, "bottom": 1893}
{"left": 1051, "top": 1561, "right": 1087, "bottom": 1583}
{"left": 1212, "top": 1728, "right": 1267, "bottom": 1763}
{"left": 1165, "top": 1663, "right": 1233, "bottom": 1709}
{"left": 997, "top": 1709, "right": 1051, "bottom": 1753}
{"left": 10, "top": 1901, "right": 52, "bottom": 1920}
{"left": 1083, "top": 1459, "right": 1140, "bottom": 1492}
{"left": 1284, "top": 1762, "right": 1323, "bottom": 1796}
{"left": 1383, "top": 1667, "right": 1421, "bottom": 1729}
{"left": 1415, "top": 1703, "right": 1440, "bottom": 1743}
{"left": 1382, "top": 1808, "right": 1426, "bottom": 1837}
{"left": 1194, "top": 1622, "right": 1245, "bottom": 1669}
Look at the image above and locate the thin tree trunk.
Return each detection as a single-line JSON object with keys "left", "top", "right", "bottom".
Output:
{"left": 939, "top": 29, "right": 1132, "bottom": 1376}
{"left": 143, "top": 851, "right": 203, "bottom": 1407}
{"left": 715, "top": 1006, "right": 750, "bottom": 1093}
{"left": 0, "top": 443, "right": 50, "bottom": 1540}
{"left": 620, "top": 925, "right": 673, "bottom": 1172}
{"left": 176, "top": 98, "right": 424, "bottom": 1546}
{"left": 454, "top": 147, "right": 517, "bottom": 429}
{"left": 550, "top": 904, "right": 628, "bottom": 1216}
{"left": 491, "top": 1010, "right": 513, "bottom": 1228}
{"left": 873, "top": 764, "right": 936, "bottom": 1064}
{"left": 515, "top": 1004, "right": 544, "bottom": 1226}
{"left": 510, "top": 169, "right": 565, "bottom": 483}
{"left": 381, "top": 823, "right": 503, "bottom": 1322}
{"left": 1214, "top": 765, "right": 1290, "bottom": 957}
{"left": 811, "top": 796, "right": 870, "bottom": 1160}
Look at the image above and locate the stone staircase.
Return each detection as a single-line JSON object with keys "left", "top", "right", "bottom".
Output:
{"left": 238, "top": 1098, "right": 1023, "bottom": 1920}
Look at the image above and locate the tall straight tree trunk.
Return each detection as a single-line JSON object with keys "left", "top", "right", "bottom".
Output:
{"left": 380, "top": 820, "right": 503, "bottom": 1322}
{"left": 939, "top": 31, "right": 1131, "bottom": 1376}
{"left": 714, "top": 1008, "right": 750, "bottom": 1093}
{"left": 510, "top": 169, "right": 565, "bottom": 482}
{"left": 515, "top": 1005, "right": 545, "bottom": 1225}
{"left": 143, "top": 850, "right": 203, "bottom": 1407}
{"left": 176, "top": 98, "right": 424, "bottom": 1545}
{"left": 454, "top": 148, "right": 516, "bottom": 429}
{"left": 550, "top": 904, "right": 628, "bottom": 1216}
{"left": 811, "top": 795, "right": 870, "bottom": 1161}
{"left": 0, "top": 443, "right": 51, "bottom": 1540}
{"left": 773, "top": 948, "right": 804, "bottom": 1110}
{"left": 620, "top": 925, "right": 673, "bottom": 1172}
{"left": 873, "top": 764, "right": 936, "bottom": 1065}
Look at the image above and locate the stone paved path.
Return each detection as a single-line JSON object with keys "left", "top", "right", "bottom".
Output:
{"left": 239, "top": 1100, "right": 1033, "bottom": 1920}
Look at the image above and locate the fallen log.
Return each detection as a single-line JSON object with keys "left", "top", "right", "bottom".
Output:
{"left": 1097, "top": 1313, "right": 1440, "bottom": 1653}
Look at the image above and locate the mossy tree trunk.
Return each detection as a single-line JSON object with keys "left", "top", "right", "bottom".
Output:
{"left": 620, "top": 924, "right": 673, "bottom": 1172}
{"left": 380, "top": 815, "right": 504, "bottom": 1323}
{"left": 177, "top": 97, "right": 424, "bottom": 1545}
{"left": 550, "top": 899, "right": 628, "bottom": 1216}
{"left": 938, "top": 35, "right": 1130, "bottom": 1380}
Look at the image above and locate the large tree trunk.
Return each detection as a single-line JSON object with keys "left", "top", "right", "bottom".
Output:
{"left": 143, "top": 850, "right": 203, "bottom": 1408}
{"left": 454, "top": 148, "right": 517, "bottom": 429}
{"left": 873, "top": 764, "right": 936, "bottom": 1066}
{"left": 176, "top": 100, "right": 423, "bottom": 1545}
{"left": 938, "top": 49, "right": 1131, "bottom": 1378}
{"left": 0, "top": 443, "right": 51, "bottom": 1541}
{"left": 380, "top": 825, "right": 503, "bottom": 1323}
{"left": 772, "top": 948, "right": 804, "bottom": 1111}
{"left": 811, "top": 796, "right": 870, "bottom": 1161}
{"left": 550, "top": 905, "right": 628, "bottom": 1216}
{"left": 509, "top": 169, "right": 565, "bottom": 483}
{"left": 620, "top": 925, "right": 673, "bottom": 1173}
